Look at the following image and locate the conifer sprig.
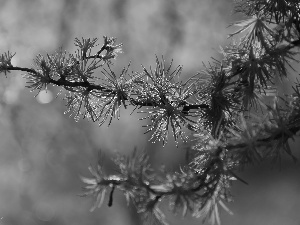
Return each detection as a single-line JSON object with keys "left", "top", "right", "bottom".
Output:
{"left": 2, "top": 37, "right": 208, "bottom": 132}
{"left": 80, "top": 147, "right": 233, "bottom": 225}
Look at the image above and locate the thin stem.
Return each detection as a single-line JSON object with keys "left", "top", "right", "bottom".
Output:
{"left": 5, "top": 65, "right": 211, "bottom": 113}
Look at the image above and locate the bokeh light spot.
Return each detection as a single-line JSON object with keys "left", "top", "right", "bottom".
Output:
{"left": 36, "top": 90, "right": 53, "bottom": 104}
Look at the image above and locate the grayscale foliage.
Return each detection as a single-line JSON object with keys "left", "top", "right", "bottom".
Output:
{"left": 1, "top": 1, "right": 300, "bottom": 224}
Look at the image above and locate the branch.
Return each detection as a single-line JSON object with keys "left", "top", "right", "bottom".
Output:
{"left": 81, "top": 146, "right": 226, "bottom": 212}
{"left": 4, "top": 65, "right": 210, "bottom": 113}
{"left": 226, "top": 124, "right": 300, "bottom": 151}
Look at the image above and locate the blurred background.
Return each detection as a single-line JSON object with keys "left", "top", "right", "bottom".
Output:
{"left": 0, "top": 0, "right": 299, "bottom": 225}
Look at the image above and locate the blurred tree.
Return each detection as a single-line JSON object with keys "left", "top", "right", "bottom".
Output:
{"left": 59, "top": 0, "right": 80, "bottom": 48}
